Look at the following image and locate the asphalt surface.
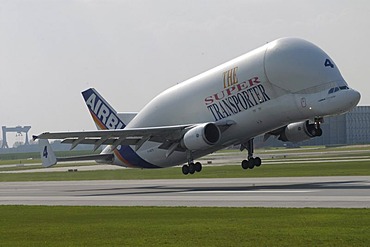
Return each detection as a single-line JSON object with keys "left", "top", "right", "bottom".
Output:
{"left": 0, "top": 176, "right": 369, "bottom": 208}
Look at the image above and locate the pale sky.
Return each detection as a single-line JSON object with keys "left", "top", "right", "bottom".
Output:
{"left": 1, "top": 0, "right": 369, "bottom": 146}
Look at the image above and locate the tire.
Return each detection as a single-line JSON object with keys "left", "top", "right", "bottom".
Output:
{"left": 189, "top": 163, "right": 195, "bottom": 174}
{"left": 254, "top": 157, "right": 262, "bottom": 167}
{"left": 195, "top": 162, "right": 202, "bottom": 172}
{"left": 242, "top": 160, "right": 249, "bottom": 169}
{"left": 182, "top": 165, "right": 189, "bottom": 175}
{"left": 248, "top": 158, "right": 255, "bottom": 169}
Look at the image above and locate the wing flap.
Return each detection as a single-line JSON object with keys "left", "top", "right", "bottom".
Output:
{"left": 57, "top": 153, "right": 114, "bottom": 163}
{"left": 61, "top": 138, "right": 141, "bottom": 146}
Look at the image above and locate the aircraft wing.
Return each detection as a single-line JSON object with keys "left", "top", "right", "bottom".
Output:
{"left": 33, "top": 121, "right": 235, "bottom": 157}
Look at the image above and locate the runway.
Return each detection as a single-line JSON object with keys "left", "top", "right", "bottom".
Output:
{"left": 0, "top": 176, "right": 369, "bottom": 208}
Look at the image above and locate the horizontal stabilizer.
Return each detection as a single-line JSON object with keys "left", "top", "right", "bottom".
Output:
{"left": 38, "top": 139, "right": 114, "bottom": 167}
{"left": 117, "top": 112, "right": 137, "bottom": 124}
{"left": 57, "top": 153, "right": 114, "bottom": 163}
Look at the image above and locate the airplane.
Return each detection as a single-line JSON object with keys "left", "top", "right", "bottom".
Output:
{"left": 34, "top": 37, "right": 361, "bottom": 175}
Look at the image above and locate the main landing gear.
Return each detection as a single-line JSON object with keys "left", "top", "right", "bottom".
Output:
{"left": 182, "top": 152, "right": 202, "bottom": 175}
{"left": 241, "top": 138, "right": 262, "bottom": 170}
{"left": 182, "top": 162, "right": 202, "bottom": 175}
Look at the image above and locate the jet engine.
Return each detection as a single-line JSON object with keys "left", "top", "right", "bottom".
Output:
{"left": 182, "top": 123, "right": 221, "bottom": 151}
{"left": 276, "top": 120, "right": 322, "bottom": 143}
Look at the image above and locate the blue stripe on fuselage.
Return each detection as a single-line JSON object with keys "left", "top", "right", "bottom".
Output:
{"left": 114, "top": 146, "right": 161, "bottom": 169}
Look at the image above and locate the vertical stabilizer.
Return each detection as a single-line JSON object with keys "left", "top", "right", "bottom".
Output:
{"left": 82, "top": 88, "right": 126, "bottom": 130}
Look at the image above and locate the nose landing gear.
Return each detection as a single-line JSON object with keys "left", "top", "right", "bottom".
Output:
{"left": 314, "top": 117, "right": 323, "bottom": 136}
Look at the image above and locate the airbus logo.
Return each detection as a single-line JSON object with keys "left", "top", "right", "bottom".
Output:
{"left": 85, "top": 92, "right": 125, "bottom": 129}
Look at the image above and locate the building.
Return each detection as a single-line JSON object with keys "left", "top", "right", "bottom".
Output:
{"left": 303, "top": 106, "right": 370, "bottom": 145}
{"left": 257, "top": 106, "right": 370, "bottom": 147}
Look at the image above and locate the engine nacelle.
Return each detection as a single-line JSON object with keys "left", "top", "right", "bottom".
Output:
{"left": 182, "top": 123, "right": 221, "bottom": 151}
{"left": 278, "top": 120, "right": 322, "bottom": 143}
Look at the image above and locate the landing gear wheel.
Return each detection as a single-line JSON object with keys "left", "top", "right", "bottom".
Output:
{"left": 241, "top": 160, "right": 249, "bottom": 169}
{"left": 248, "top": 158, "right": 255, "bottom": 169}
{"left": 195, "top": 162, "right": 202, "bottom": 172}
{"left": 241, "top": 139, "right": 263, "bottom": 171}
{"left": 189, "top": 163, "right": 195, "bottom": 174}
{"left": 182, "top": 165, "right": 189, "bottom": 175}
{"left": 254, "top": 157, "right": 262, "bottom": 167}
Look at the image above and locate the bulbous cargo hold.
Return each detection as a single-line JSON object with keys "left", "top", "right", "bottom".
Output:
{"left": 268, "top": 38, "right": 360, "bottom": 116}
{"left": 263, "top": 38, "right": 346, "bottom": 93}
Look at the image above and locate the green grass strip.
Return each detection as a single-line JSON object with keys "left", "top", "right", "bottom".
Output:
{"left": 0, "top": 160, "right": 369, "bottom": 182}
{"left": 0, "top": 206, "right": 369, "bottom": 246}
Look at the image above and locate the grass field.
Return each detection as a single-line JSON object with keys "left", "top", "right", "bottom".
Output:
{"left": 1, "top": 147, "right": 369, "bottom": 246}
{"left": 2, "top": 144, "right": 370, "bottom": 165}
{"left": 0, "top": 150, "right": 101, "bottom": 164}
{"left": 0, "top": 206, "right": 369, "bottom": 247}
{"left": 0, "top": 160, "right": 369, "bottom": 182}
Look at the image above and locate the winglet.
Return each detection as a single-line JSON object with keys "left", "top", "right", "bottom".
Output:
{"left": 38, "top": 139, "right": 57, "bottom": 167}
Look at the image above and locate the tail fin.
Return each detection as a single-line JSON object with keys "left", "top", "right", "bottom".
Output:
{"left": 39, "top": 139, "right": 57, "bottom": 167}
{"left": 82, "top": 88, "right": 126, "bottom": 130}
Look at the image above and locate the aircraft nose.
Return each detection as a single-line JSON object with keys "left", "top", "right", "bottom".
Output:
{"left": 349, "top": 88, "right": 361, "bottom": 107}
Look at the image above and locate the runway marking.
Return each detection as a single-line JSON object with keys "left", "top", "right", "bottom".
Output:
{"left": 181, "top": 190, "right": 316, "bottom": 194}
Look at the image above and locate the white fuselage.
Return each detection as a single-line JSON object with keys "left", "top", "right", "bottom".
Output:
{"left": 107, "top": 38, "right": 360, "bottom": 168}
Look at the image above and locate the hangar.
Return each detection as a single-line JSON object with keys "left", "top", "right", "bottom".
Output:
{"left": 259, "top": 106, "right": 370, "bottom": 146}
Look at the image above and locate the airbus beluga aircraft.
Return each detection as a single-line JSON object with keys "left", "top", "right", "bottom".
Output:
{"left": 34, "top": 37, "right": 360, "bottom": 175}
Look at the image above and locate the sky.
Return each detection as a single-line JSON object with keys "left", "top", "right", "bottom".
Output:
{"left": 0, "top": 0, "right": 369, "bottom": 147}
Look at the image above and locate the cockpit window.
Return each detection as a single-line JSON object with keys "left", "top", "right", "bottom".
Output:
{"left": 328, "top": 86, "right": 350, "bottom": 94}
